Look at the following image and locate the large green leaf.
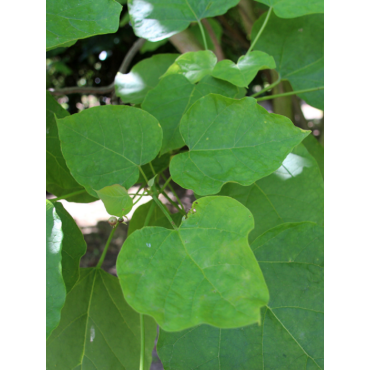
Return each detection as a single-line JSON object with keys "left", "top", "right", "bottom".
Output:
{"left": 212, "top": 51, "right": 276, "bottom": 87}
{"left": 219, "top": 143, "right": 324, "bottom": 242}
{"left": 96, "top": 184, "right": 133, "bottom": 217}
{"left": 115, "top": 54, "right": 179, "bottom": 104}
{"left": 157, "top": 222, "right": 324, "bottom": 370}
{"left": 128, "top": 0, "right": 239, "bottom": 41}
{"left": 302, "top": 134, "right": 324, "bottom": 178}
{"left": 162, "top": 51, "right": 217, "bottom": 84}
{"left": 46, "top": 200, "right": 66, "bottom": 339}
{"left": 128, "top": 200, "right": 183, "bottom": 236}
{"left": 170, "top": 94, "right": 309, "bottom": 195}
{"left": 252, "top": 13, "right": 324, "bottom": 110}
{"left": 142, "top": 75, "right": 245, "bottom": 154}
{"left": 47, "top": 268, "right": 157, "bottom": 369}
{"left": 54, "top": 202, "right": 87, "bottom": 292}
{"left": 255, "top": 0, "right": 324, "bottom": 18}
{"left": 46, "top": 92, "right": 95, "bottom": 203}
{"left": 46, "top": 0, "right": 122, "bottom": 51}
{"left": 57, "top": 105, "right": 162, "bottom": 197}
{"left": 117, "top": 196, "right": 269, "bottom": 332}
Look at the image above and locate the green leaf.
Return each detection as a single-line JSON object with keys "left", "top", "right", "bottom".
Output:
{"left": 128, "top": 0, "right": 239, "bottom": 41}
{"left": 162, "top": 51, "right": 217, "bottom": 84}
{"left": 218, "top": 143, "right": 324, "bottom": 242}
{"left": 157, "top": 222, "right": 324, "bottom": 370}
{"left": 54, "top": 202, "right": 87, "bottom": 293}
{"left": 46, "top": 0, "right": 122, "bottom": 51}
{"left": 137, "top": 153, "right": 171, "bottom": 183}
{"left": 302, "top": 134, "right": 324, "bottom": 178}
{"left": 212, "top": 51, "right": 276, "bottom": 87}
{"left": 255, "top": 0, "right": 324, "bottom": 18}
{"left": 46, "top": 200, "right": 66, "bottom": 339}
{"left": 47, "top": 268, "right": 157, "bottom": 369}
{"left": 57, "top": 105, "right": 163, "bottom": 197}
{"left": 128, "top": 200, "right": 183, "bottom": 236}
{"left": 115, "top": 54, "right": 179, "bottom": 104}
{"left": 142, "top": 75, "right": 245, "bottom": 154}
{"left": 170, "top": 94, "right": 309, "bottom": 195}
{"left": 96, "top": 184, "right": 133, "bottom": 217}
{"left": 252, "top": 13, "right": 324, "bottom": 109}
{"left": 117, "top": 196, "right": 269, "bottom": 332}
{"left": 46, "top": 92, "right": 96, "bottom": 203}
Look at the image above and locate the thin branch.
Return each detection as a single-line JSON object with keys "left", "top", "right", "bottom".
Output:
{"left": 48, "top": 38, "right": 145, "bottom": 96}
{"left": 169, "top": 29, "right": 203, "bottom": 53}
{"left": 201, "top": 19, "right": 225, "bottom": 60}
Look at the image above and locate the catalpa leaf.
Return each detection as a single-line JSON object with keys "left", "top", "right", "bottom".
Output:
{"left": 253, "top": 13, "right": 324, "bottom": 109}
{"left": 128, "top": 200, "right": 183, "bottom": 237}
{"left": 157, "top": 222, "right": 324, "bottom": 370}
{"left": 162, "top": 51, "right": 217, "bottom": 84}
{"left": 46, "top": 200, "right": 66, "bottom": 339}
{"left": 46, "top": 92, "right": 95, "bottom": 203}
{"left": 212, "top": 51, "right": 276, "bottom": 88}
{"left": 218, "top": 144, "right": 324, "bottom": 242}
{"left": 57, "top": 105, "right": 162, "bottom": 197}
{"left": 170, "top": 94, "right": 309, "bottom": 195}
{"left": 128, "top": 0, "right": 239, "bottom": 41}
{"left": 46, "top": 268, "right": 157, "bottom": 369}
{"left": 302, "top": 134, "right": 324, "bottom": 178}
{"left": 96, "top": 184, "right": 133, "bottom": 217}
{"left": 255, "top": 0, "right": 324, "bottom": 18}
{"left": 115, "top": 54, "right": 179, "bottom": 104}
{"left": 117, "top": 196, "right": 269, "bottom": 332}
{"left": 46, "top": 0, "right": 122, "bottom": 51}
{"left": 54, "top": 202, "right": 87, "bottom": 292}
{"left": 142, "top": 75, "right": 245, "bottom": 154}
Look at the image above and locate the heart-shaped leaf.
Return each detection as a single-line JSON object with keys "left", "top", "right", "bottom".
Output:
{"left": 142, "top": 75, "right": 245, "bottom": 154}
{"left": 212, "top": 51, "right": 276, "bottom": 87}
{"left": 302, "top": 134, "right": 324, "bottom": 178}
{"left": 253, "top": 13, "right": 324, "bottom": 109}
{"left": 218, "top": 143, "right": 324, "bottom": 242}
{"left": 47, "top": 268, "right": 157, "bottom": 369}
{"left": 46, "top": 92, "right": 95, "bottom": 203}
{"left": 57, "top": 105, "right": 162, "bottom": 197}
{"left": 162, "top": 51, "right": 217, "bottom": 83}
{"left": 115, "top": 54, "right": 179, "bottom": 104}
{"left": 46, "top": 0, "right": 122, "bottom": 51}
{"left": 170, "top": 94, "right": 309, "bottom": 195}
{"left": 157, "top": 221, "right": 324, "bottom": 370}
{"left": 117, "top": 196, "right": 269, "bottom": 332}
{"left": 128, "top": 0, "right": 239, "bottom": 41}
{"left": 255, "top": 0, "right": 324, "bottom": 18}
{"left": 96, "top": 184, "right": 133, "bottom": 217}
{"left": 46, "top": 200, "right": 66, "bottom": 339}
{"left": 54, "top": 202, "right": 87, "bottom": 292}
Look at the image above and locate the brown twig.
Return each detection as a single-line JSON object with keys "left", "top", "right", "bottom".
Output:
{"left": 169, "top": 29, "right": 203, "bottom": 53}
{"left": 201, "top": 19, "right": 225, "bottom": 60}
{"left": 48, "top": 38, "right": 145, "bottom": 96}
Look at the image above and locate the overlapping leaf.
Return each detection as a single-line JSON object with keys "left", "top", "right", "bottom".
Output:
{"left": 170, "top": 94, "right": 309, "bottom": 195}
{"left": 212, "top": 51, "right": 276, "bottom": 87}
{"left": 142, "top": 75, "right": 245, "bottom": 154}
{"left": 128, "top": 0, "right": 239, "bottom": 41}
{"left": 218, "top": 144, "right": 324, "bottom": 242}
{"left": 57, "top": 105, "right": 162, "bottom": 197}
{"left": 46, "top": 92, "right": 95, "bottom": 203}
{"left": 303, "top": 134, "right": 324, "bottom": 178}
{"left": 46, "top": 200, "right": 66, "bottom": 339}
{"left": 96, "top": 184, "right": 133, "bottom": 217}
{"left": 158, "top": 222, "right": 324, "bottom": 370}
{"left": 117, "top": 196, "right": 269, "bottom": 331}
{"left": 115, "top": 54, "right": 179, "bottom": 104}
{"left": 253, "top": 13, "right": 324, "bottom": 109}
{"left": 46, "top": 0, "right": 122, "bottom": 51}
{"left": 256, "top": 0, "right": 324, "bottom": 18}
{"left": 54, "top": 202, "right": 87, "bottom": 292}
{"left": 47, "top": 268, "right": 157, "bottom": 369}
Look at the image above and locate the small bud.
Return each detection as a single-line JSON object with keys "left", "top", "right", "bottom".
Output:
{"left": 108, "top": 216, "right": 118, "bottom": 226}
{"left": 118, "top": 217, "right": 124, "bottom": 223}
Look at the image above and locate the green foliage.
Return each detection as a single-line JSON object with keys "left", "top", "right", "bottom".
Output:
{"left": 46, "top": 1, "right": 324, "bottom": 368}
